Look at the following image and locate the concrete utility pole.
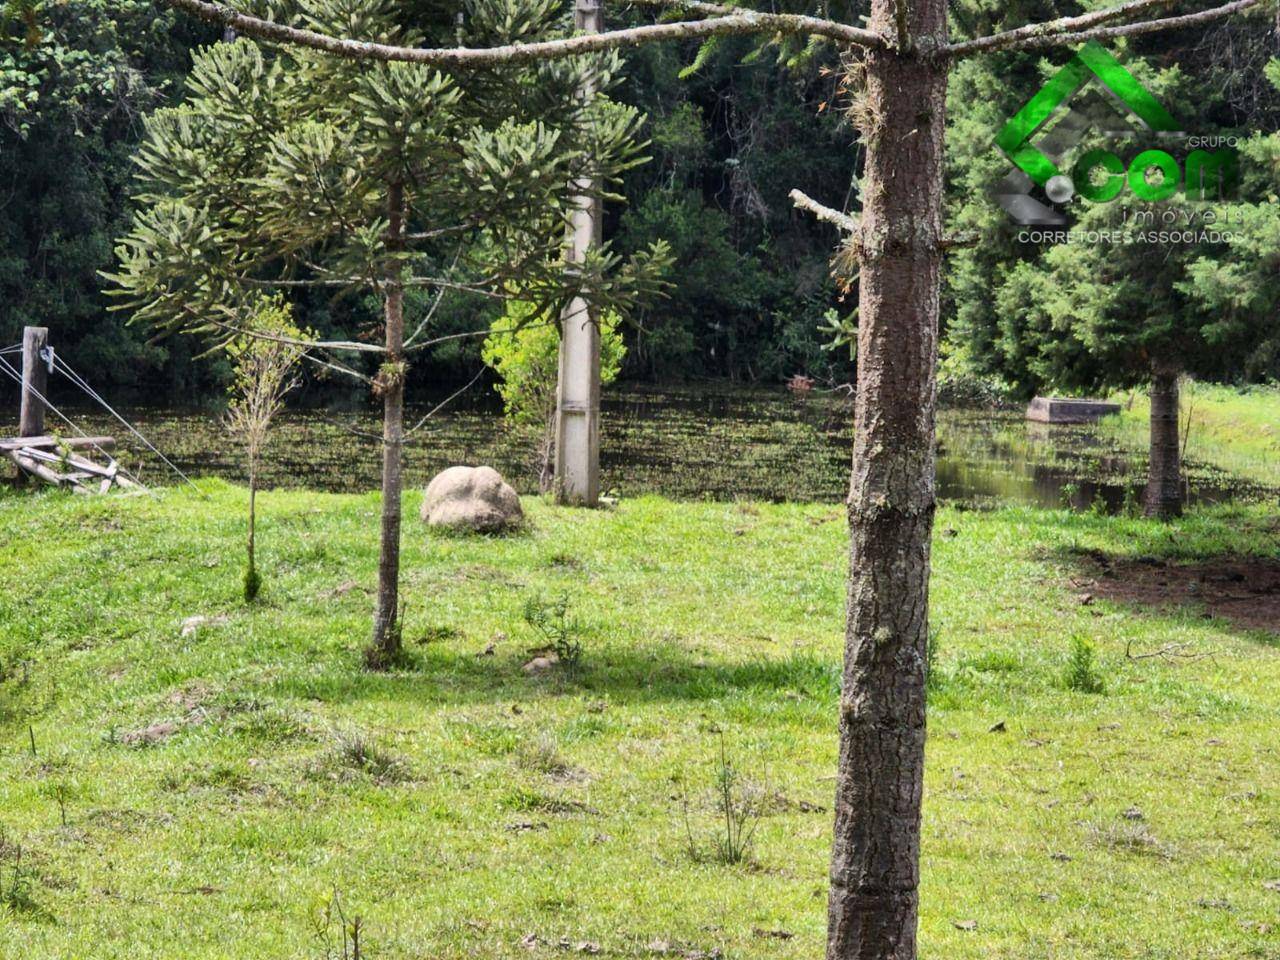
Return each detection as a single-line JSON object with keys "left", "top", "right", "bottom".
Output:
{"left": 553, "top": 0, "right": 603, "bottom": 507}
{"left": 18, "top": 326, "right": 48, "bottom": 438}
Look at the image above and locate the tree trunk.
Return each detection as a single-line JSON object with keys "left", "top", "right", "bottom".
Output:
{"left": 245, "top": 467, "right": 260, "bottom": 602}
{"left": 1144, "top": 365, "right": 1182, "bottom": 520}
{"left": 248, "top": 475, "right": 256, "bottom": 572}
{"left": 368, "top": 181, "right": 407, "bottom": 667}
{"left": 826, "top": 5, "right": 947, "bottom": 960}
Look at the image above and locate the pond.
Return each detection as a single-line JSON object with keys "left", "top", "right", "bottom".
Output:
{"left": 1, "top": 385, "right": 1269, "bottom": 509}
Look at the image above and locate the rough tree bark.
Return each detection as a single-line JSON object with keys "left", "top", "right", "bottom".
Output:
{"left": 1144, "top": 364, "right": 1182, "bottom": 520}
{"left": 368, "top": 180, "right": 407, "bottom": 666}
{"left": 826, "top": 2, "right": 947, "bottom": 959}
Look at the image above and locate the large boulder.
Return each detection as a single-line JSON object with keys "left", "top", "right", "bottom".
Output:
{"left": 420, "top": 465, "right": 523, "bottom": 533}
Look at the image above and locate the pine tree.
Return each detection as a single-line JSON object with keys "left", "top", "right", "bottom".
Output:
{"left": 110, "top": 0, "right": 668, "bottom": 666}
{"left": 949, "top": 27, "right": 1280, "bottom": 518}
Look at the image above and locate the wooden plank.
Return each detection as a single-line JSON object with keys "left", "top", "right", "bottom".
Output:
{"left": 10, "top": 450, "right": 66, "bottom": 487}
{"left": 18, "top": 326, "right": 49, "bottom": 437}
{"left": 0, "top": 435, "right": 116, "bottom": 452}
{"left": 16, "top": 446, "right": 120, "bottom": 479}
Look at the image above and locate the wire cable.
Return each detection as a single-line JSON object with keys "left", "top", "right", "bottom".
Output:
{"left": 0, "top": 354, "right": 147, "bottom": 490}
{"left": 50, "top": 354, "right": 202, "bottom": 493}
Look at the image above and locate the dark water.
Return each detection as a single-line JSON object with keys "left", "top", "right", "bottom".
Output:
{"left": 1, "top": 386, "right": 1269, "bottom": 508}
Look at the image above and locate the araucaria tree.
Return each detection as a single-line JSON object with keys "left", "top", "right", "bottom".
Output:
{"left": 141, "top": 0, "right": 1274, "bottom": 956}
{"left": 110, "top": 0, "right": 666, "bottom": 667}
{"left": 223, "top": 294, "right": 309, "bottom": 601}
{"left": 947, "top": 18, "right": 1280, "bottom": 519}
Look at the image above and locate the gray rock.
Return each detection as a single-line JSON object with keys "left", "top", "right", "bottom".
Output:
{"left": 421, "top": 465, "right": 523, "bottom": 533}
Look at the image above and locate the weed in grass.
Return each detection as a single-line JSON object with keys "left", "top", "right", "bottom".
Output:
{"left": 222, "top": 699, "right": 311, "bottom": 745}
{"left": 1085, "top": 822, "right": 1175, "bottom": 860}
{"left": 416, "top": 623, "right": 463, "bottom": 645}
{"left": 501, "top": 786, "right": 595, "bottom": 816}
{"left": 517, "top": 733, "right": 574, "bottom": 779}
{"left": 313, "top": 729, "right": 410, "bottom": 784}
{"left": 312, "top": 889, "right": 365, "bottom": 960}
{"left": 1120, "top": 485, "right": 1141, "bottom": 518}
{"left": 450, "top": 717, "right": 521, "bottom": 756}
{"left": 964, "top": 650, "right": 1021, "bottom": 674}
{"left": 683, "top": 735, "right": 764, "bottom": 867}
{"left": 0, "top": 670, "right": 36, "bottom": 727}
{"left": 523, "top": 594, "right": 584, "bottom": 669}
{"left": 40, "top": 779, "right": 78, "bottom": 828}
{"left": 0, "top": 838, "right": 45, "bottom": 919}
{"left": 1061, "top": 482, "right": 1080, "bottom": 508}
{"left": 160, "top": 763, "right": 253, "bottom": 794}
{"left": 1063, "top": 634, "right": 1106, "bottom": 694}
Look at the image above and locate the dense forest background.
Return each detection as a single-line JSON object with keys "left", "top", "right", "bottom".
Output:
{"left": 2, "top": 1, "right": 1277, "bottom": 404}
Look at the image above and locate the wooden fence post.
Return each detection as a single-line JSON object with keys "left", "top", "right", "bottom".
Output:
{"left": 553, "top": 0, "right": 604, "bottom": 508}
{"left": 19, "top": 326, "right": 48, "bottom": 438}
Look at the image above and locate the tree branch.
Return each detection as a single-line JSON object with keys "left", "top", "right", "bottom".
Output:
{"left": 623, "top": 0, "right": 885, "bottom": 49}
{"left": 238, "top": 275, "right": 502, "bottom": 295}
{"left": 949, "top": 0, "right": 1263, "bottom": 58}
{"left": 947, "top": 0, "right": 1177, "bottom": 58}
{"left": 204, "top": 315, "right": 383, "bottom": 354}
{"left": 305, "top": 350, "right": 375, "bottom": 385}
{"left": 789, "top": 188, "right": 858, "bottom": 233}
{"left": 404, "top": 366, "right": 488, "bottom": 437}
{"left": 404, "top": 312, "right": 564, "bottom": 354}
{"left": 941, "top": 231, "right": 980, "bottom": 249}
{"left": 161, "top": 0, "right": 886, "bottom": 68}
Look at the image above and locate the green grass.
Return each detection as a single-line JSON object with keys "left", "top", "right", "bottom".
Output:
{"left": 1, "top": 482, "right": 1279, "bottom": 958}
{"left": 1101, "top": 382, "right": 1280, "bottom": 487}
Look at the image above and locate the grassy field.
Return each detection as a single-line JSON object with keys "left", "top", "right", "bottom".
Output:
{"left": 1102, "top": 382, "right": 1280, "bottom": 487}
{"left": 1, "top": 483, "right": 1278, "bottom": 959}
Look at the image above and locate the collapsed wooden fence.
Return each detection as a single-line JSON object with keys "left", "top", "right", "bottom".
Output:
{"left": 1, "top": 326, "right": 135, "bottom": 493}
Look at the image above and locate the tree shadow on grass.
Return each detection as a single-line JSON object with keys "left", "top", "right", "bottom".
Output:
{"left": 264, "top": 642, "right": 842, "bottom": 713}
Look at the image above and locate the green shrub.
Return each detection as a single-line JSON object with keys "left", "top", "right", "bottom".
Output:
{"left": 522, "top": 594, "right": 584, "bottom": 669}
{"left": 682, "top": 735, "right": 764, "bottom": 867}
{"left": 1064, "top": 634, "right": 1106, "bottom": 694}
{"left": 481, "top": 301, "right": 625, "bottom": 489}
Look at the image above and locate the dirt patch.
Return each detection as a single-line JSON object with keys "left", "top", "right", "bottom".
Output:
{"left": 1073, "top": 551, "right": 1280, "bottom": 633}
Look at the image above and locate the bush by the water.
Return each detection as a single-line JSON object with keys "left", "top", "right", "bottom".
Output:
{"left": 481, "top": 301, "right": 626, "bottom": 488}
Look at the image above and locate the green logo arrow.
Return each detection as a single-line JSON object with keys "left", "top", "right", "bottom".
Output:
{"left": 996, "top": 40, "right": 1180, "bottom": 188}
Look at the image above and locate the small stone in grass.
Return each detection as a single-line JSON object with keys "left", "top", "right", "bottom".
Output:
{"left": 523, "top": 655, "right": 558, "bottom": 674}
{"left": 179, "top": 614, "right": 227, "bottom": 637}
